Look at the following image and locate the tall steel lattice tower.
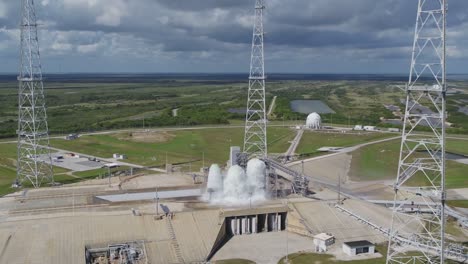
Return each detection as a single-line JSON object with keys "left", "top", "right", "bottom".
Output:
{"left": 387, "top": 0, "right": 449, "bottom": 263}
{"left": 16, "top": 0, "right": 54, "bottom": 188}
{"left": 243, "top": 0, "right": 267, "bottom": 158}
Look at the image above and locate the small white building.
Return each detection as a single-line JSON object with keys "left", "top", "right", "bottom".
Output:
{"left": 313, "top": 233, "right": 335, "bottom": 252}
{"left": 388, "top": 128, "right": 400, "bottom": 132}
{"left": 342, "top": 240, "right": 375, "bottom": 256}
{"left": 113, "top": 153, "right": 127, "bottom": 160}
{"left": 363, "top": 126, "right": 377, "bottom": 131}
{"left": 65, "top": 134, "right": 79, "bottom": 140}
{"left": 354, "top": 125, "right": 363, "bottom": 131}
{"left": 103, "top": 163, "right": 120, "bottom": 169}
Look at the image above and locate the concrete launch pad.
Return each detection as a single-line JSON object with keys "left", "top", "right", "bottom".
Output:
{"left": 0, "top": 169, "right": 405, "bottom": 264}
{"left": 0, "top": 160, "right": 464, "bottom": 263}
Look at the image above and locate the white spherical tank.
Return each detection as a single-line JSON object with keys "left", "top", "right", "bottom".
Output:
{"left": 306, "top": 112, "right": 321, "bottom": 129}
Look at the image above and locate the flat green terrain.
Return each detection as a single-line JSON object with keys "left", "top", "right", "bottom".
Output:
{"left": 446, "top": 139, "right": 468, "bottom": 156}
{"left": 447, "top": 200, "right": 468, "bottom": 208}
{"left": 278, "top": 244, "right": 388, "bottom": 264}
{"left": 296, "top": 131, "right": 394, "bottom": 155}
{"left": 350, "top": 139, "right": 468, "bottom": 188}
{"left": 277, "top": 244, "right": 463, "bottom": 264}
{"left": 0, "top": 143, "right": 73, "bottom": 196}
{"left": 1, "top": 77, "right": 468, "bottom": 139}
{"left": 50, "top": 127, "right": 295, "bottom": 168}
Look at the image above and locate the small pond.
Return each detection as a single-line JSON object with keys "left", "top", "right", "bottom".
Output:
{"left": 290, "top": 100, "right": 335, "bottom": 114}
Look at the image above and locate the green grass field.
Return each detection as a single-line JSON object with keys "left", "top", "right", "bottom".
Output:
{"left": 447, "top": 200, "right": 468, "bottom": 208}
{"left": 350, "top": 139, "right": 468, "bottom": 188}
{"left": 277, "top": 244, "right": 463, "bottom": 264}
{"left": 0, "top": 143, "right": 72, "bottom": 196}
{"left": 50, "top": 127, "right": 295, "bottom": 169}
{"left": 296, "top": 131, "right": 394, "bottom": 155}
{"left": 0, "top": 126, "right": 290, "bottom": 196}
{"left": 446, "top": 139, "right": 468, "bottom": 156}
{"left": 278, "top": 244, "right": 388, "bottom": 264}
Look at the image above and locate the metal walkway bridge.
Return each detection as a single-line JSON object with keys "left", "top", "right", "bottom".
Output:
{"left": 262, "top": 158, "right": 310, "bottom": 195}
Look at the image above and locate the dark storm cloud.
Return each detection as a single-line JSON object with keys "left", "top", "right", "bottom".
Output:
{"left": 0, "top": 0, "right": 467, "bottom": 73}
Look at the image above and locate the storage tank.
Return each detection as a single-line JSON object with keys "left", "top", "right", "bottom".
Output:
{"left": 306, "top": 112, "right": 321, "bottom": 129}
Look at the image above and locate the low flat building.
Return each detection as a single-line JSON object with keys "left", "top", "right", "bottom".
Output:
{"left": 363, "top": 126, "right": 377, "bottom": 131}
{"left": 113, "top": 153, "right": 127, "bottom": 160}
{"left": 342, "top": 240, "right": 375, "bottom": 256}
{"left": 354, "top": 125, "right": 363, "bottom": 131}
{"left": 65, "top": 133, "right": 79, "bottom": 140}
{"left": 313, "top": 233, "right": 335, "bottom": 252}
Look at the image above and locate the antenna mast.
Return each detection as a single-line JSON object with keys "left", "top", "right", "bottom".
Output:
{"left": 386, "top": 0, "right": 450, "bottom": 263}
{"left": 16, "top": 0, "right": 54, "bottom": 188}
{"left": 243, "top": 0, "right": 267, "bottom": 158}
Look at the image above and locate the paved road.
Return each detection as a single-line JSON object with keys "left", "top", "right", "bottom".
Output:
{"left": 0, "top": 124, "right": 285, "bottom": 145}
{"left": 3, "top": 123, "right": 468, "bottom": 146}
{"left": 284, "top": 129, "right": 304, "bottom": 158}
{"left": 279, "top": 136, "right": 401, "bottom": 200}
{"left": 267, "top": 96, "right": 277, "bottom": 117}
{"left": 286, "top": 135, "right": 401, "bottom": 167}
{"left": 48, "top": 146, "right": 167, "bottom": 173}
{"left": 96, "top": 188, "right": 202, "bottom": 203}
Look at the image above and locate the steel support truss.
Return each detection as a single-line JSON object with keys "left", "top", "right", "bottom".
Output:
{"left": 386, "top": 1, "right": 453, "bottom": 263}
{"left": 243, "top": 0, "right": 268, "bottom": 158}
{"left": 16, "top": 0, "right": 54, "bottom": 188}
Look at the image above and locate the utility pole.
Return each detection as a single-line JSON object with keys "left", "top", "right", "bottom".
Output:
{"left": 108, "top": 167, "right": 111, "bottom": 187}
{"left": 16, "top": 0, "right": 54, "bottom": 188}
{"left": 301, "top": 160, "right": 304, "bottom": 175}
{"left": 337, "top": 173, "right": 341, "bottom": 205}
{"left": 387, "top": 1, "right": 450, "bottom": 263}
{"left": 155, "top": 188, "right": 159, "bottom": 216}
{"left": 243, "top": 0, "right": 267, "bottom": 158}
{"left": 202, "top": 152, "right": 205, "bottom": 171}
{"left": 284, "top": 198, "right": 289, "bottom": 264}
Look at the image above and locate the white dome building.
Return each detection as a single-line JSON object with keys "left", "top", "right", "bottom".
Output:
{"left": 306, "top": 112, "right": 321, "bottom": 129}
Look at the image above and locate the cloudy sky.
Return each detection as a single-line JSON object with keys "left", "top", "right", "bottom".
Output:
{"left": 0, "top": 0, "right": 467, "bottom": 74}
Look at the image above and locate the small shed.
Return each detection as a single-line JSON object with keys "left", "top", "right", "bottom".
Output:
{"left": 313, "top": 233, "right": 335, "bottom": 252}
{"left": 363, "top": 126, "right": 377, "bottom": 131}
{"left": 103, "top": 163, "right": 120, "bottom": 169}
{"left": 65, "top": 134, "right": 79, "bottom": 140}
{"left": 342, "top": 240, "right": 375, "bottom": 256}
{"left": 113, "top": 153, "right": 127, "bottom": 160}
{"left": 354, "top": 125, "right": 363, "bottom": 131}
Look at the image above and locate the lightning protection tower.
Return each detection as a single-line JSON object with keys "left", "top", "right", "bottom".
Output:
{"left": 243, "top": 0, "right": 267, "bottom": 158}
{"left": 16, "top": 0, "right": 54, "bottom": 188}
{"left": 387, "top": 0, "right": 449, "bottom": 263}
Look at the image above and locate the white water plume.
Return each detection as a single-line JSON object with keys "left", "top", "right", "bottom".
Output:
{"left": 205, "top": 159, "right": 267, "bottom": 206}
{"left": 206, "top": 164, "right": 223, "bottom": 192}
{"left": 246, "top": 158, "right": 266, "bottom": 198}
